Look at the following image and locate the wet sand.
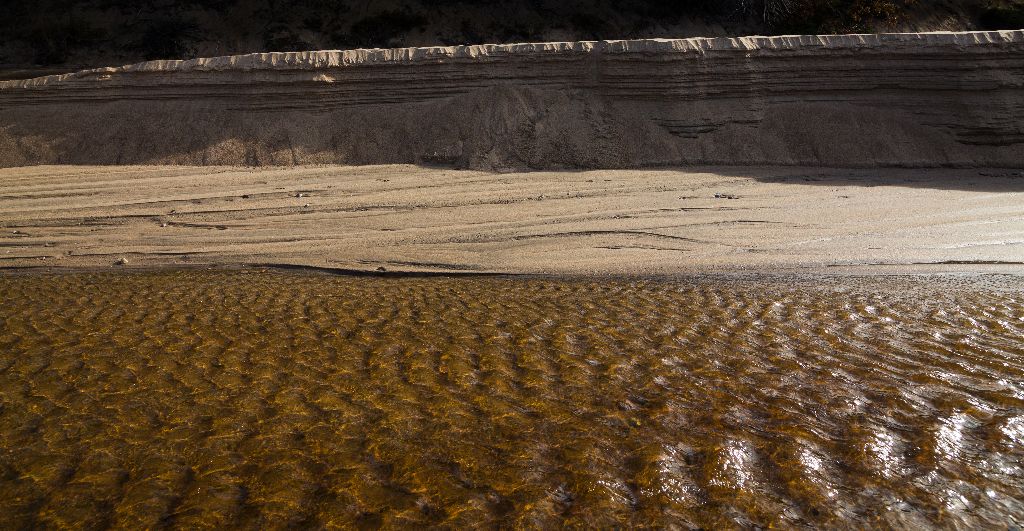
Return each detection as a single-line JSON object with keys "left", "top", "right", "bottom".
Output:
{"left": 1, "top": 165, "right": 1022, "bottom": 275}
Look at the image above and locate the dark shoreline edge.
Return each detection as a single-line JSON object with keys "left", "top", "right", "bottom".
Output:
{"left": 1, "top": 261, "right": 1023, "bottom": 286}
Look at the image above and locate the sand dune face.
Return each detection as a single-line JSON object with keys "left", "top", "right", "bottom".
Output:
{"left": 1, "top": 31, "right": 1023, "bottom": 170}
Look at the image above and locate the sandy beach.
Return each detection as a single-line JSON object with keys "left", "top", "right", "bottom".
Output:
{"left": 2, "top": 12, "right": 1024, "bottom": 526}
{"left": 2, "top": 32, "right": 1021, "bottom": 276}
{"left": 0, "top": 164, "right": 1021, "bottom": 275}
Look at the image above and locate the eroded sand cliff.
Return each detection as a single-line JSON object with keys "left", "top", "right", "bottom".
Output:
{"left": 1, "top": 31, "right": 1022, "bottom": 170}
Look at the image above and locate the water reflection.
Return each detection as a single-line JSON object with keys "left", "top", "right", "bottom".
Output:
{"left": 0, "top": 270, "right": 1021, "bottom": 528}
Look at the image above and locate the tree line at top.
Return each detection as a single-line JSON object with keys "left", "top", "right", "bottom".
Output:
{"left": 0, "top": 0, "right": 1020, "bottom": 67}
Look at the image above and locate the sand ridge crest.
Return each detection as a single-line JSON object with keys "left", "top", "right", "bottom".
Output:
{"left": 2, "top": 30, "right": 1022, "bottom": 89}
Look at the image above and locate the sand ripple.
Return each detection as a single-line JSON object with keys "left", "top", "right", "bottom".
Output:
{"left": 0, "top": 271, "right": 1021, "bottom": 527}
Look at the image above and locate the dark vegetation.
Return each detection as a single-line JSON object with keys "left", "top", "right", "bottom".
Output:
{"left": 0, "top": 0, "right": 1017, "bottom": 70}
{"left": 979, "top": 2, "right": 1024, "bottom": 28}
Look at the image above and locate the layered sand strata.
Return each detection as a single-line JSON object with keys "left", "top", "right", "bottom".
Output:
{"left": 1, "top": 31, "right": 1022, "bottom": 170}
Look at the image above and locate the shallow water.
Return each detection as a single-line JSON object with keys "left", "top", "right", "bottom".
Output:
{"left": 0, "top": 270, "right": 1022, "bottom": 528}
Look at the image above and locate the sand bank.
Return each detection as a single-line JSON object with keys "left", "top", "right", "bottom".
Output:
{"left": 2, "top": 31, "right": 1022, "bottom": 170}
{"left": 0, "top": 165, "right": 1021, "bottom": 275}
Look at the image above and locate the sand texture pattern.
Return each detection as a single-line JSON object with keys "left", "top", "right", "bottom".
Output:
{"left": 1, "top": 32, "right": 1023, "bottom": 170}
{"left": 1, "top": 272, "right": 1022, "bottom": 528}
{"left": 1, "top": 165, "right": 1022, "bottom": 274}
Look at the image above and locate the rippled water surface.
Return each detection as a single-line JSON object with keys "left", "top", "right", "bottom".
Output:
{"left": 0, "top": 270, "right": 1023, "bottom": 528}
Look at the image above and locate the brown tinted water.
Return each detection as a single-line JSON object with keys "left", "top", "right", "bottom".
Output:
{"left": 0, "top": 270, "right": 1022, "bottom": 529}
